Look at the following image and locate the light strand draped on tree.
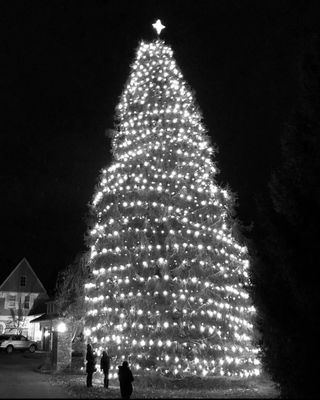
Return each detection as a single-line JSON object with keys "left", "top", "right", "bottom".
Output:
{"left": 84, "top": 21, "right": 260, "bottom": 379}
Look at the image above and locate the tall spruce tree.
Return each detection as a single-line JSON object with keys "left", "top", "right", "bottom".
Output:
{"left": 84, "top": 22, "right": 260, "bottom": 379}
{"left": 251, "top": 33, "right": 320, "bottom": 398}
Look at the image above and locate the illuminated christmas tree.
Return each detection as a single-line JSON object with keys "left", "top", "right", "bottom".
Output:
{"left": 84, "top": 20, "right": 260, "bottom": 379}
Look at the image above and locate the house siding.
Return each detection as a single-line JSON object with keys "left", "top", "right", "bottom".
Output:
{"left": 0, "top": 292, "right": 39, "bottom": 316}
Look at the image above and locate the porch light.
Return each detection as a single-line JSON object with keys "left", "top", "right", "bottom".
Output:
{"left": 57, "top": 322, "right": 67, "bottom": 333}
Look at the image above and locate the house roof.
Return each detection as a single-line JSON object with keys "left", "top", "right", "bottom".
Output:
{"left": 28, "top": 294, "right": 50, "bottom": 316}
{"left": 29, "top": 313, "right": 59, "bottom": 323}
{"left": 0, "top": 258, "right": 47, "bottom": 294}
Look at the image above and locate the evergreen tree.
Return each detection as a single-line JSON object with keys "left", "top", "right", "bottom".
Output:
{"left": 251, "top": 33, "right": 320, "bottom": 398}
{"left": 84, "top": 23, "right": 260, "bottom": 379}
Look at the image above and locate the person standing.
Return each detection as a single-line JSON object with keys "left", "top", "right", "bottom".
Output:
{"left": 86, "top": 343, "right": 97, "bottom": 388}
{"left": 100, "top": 350, "right": 110, "bottom": 388}
{"left": 118, "top": 361, "right": 134, "bottom": 399}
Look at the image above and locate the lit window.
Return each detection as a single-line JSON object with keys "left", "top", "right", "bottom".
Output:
{"left": 20, "top": 276, "right": 26, "bottom": 287}
{"left": 7, "top": 295, "right": 16, "bottom": 308}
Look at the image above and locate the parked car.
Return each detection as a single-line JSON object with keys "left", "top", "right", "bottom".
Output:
{"left": 0, "top": 334, "right": 37, "bottom": 354}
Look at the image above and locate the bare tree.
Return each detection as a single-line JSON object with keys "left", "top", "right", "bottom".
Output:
{"left": 6, "top": 299, "right": 28, "bottom": 335}
{"left": 54, "top": 252, "right": 91, "bottom": 342}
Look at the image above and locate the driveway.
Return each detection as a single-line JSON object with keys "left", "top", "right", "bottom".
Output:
{"left": 0, "top": 351, "right": 73, "bottom": 398}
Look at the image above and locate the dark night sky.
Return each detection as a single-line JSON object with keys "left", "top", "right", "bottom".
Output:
{"left": 1, "top": 0, "right": 319, "bottom": 294}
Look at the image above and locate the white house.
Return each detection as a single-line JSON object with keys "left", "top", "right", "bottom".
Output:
{"left": 0, "top": 258, "right": 48, "bottom": 344}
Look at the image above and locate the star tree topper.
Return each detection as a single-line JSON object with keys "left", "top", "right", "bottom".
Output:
{"left": 152, "top": 19, "right": 165, "bottom": 35}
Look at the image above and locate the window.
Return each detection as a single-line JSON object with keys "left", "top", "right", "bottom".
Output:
{"left": 7, "top": 295, "right": 16, "bottom": 308}
{"left": 47, "top": 302, "right": 56, "bottom": 314}
{"left": 24, "top": 295, "right": 30, "bottom": 309}
{"left": 20, "top": 276, "right": 26, "bottom": 287}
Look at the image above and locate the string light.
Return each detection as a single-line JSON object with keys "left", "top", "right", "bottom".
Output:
{"left": 84, "top": 33, "right": 261, "bottom": 378}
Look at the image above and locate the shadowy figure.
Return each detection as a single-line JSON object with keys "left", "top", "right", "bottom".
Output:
{"left": 118, "top": 361, "right": 134, "bottom": 399}
{"left": 100, "top": 350, "right": 110, "bottom": 388}
{"left": 86, "top": 343, "right": 97, "bottom": 388}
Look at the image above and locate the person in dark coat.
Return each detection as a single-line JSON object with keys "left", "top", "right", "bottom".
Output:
{"left": 118, "top": 361, "right": 134, "bottom": 399}
{"left": 86, "top": 343, "right": 97, "bottom": 388}
{"left": 100, "top": 350, "right": 110, "bottom": 388}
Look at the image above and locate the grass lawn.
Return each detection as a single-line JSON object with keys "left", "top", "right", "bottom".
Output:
{"left": 48, "top": 370, "right": 280, "bottom": 399}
